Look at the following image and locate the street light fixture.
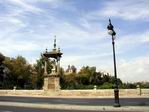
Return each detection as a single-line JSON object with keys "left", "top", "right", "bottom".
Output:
{"left": 107, "top": 19, "right": 121, "bottom": 107}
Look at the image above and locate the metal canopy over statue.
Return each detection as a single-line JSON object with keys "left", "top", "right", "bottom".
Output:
{"left": 43, "top": 37, "right": 63, "bottom": 91}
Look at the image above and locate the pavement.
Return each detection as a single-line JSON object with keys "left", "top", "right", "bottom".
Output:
{"left": 0, "top": 95, "right": 149, "bottom": 112}
{"left": 0, "top": 101, "right": 149, "bottom": 112}
{"left": 1, "top": 94, "right": 149, "bottom": 98}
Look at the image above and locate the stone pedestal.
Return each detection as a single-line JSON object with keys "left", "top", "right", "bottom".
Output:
{"left": 43, "top": 74, "right": 60, "bottom": 91}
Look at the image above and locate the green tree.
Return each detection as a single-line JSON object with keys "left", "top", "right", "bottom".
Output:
{"left": 3, "top": 56, "right": 32, "bottom": 89}
{"left": 60, "top": 73, "right": 78, "bottom": 89}
{"left": 121, "top": 82, "right": 136, "bottom": 89}
{"left": 140, "top": 82, "right": 149, "bottom": 88}
{"left": 0, "top": 53, "right": 5, "bottom": 65}
{"left": 60, "top": 65, "right": 124, "bottom": 89}
{"left": 98, "top": 82, "right": 113, "bottom": 89}
{"left": 78, "top": 66, "right": 96, "bottom": 85}
{"left": 32, "top": 55, "right": 53, "bottom": 89}
{"left": 0, "top": 53, "right": 5, "bottom": 88}
{"left": 89, "top": 71, "right": 103, "bottom": 85}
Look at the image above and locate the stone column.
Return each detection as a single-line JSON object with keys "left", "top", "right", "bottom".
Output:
{"left": 44, "top": 58, "right": 48, "bottom": 75}
{"left": 57, "top": 57, "right": 60, "bottom": 74}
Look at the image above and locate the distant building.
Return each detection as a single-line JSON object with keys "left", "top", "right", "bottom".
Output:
{"left": 65, "top": 65, "right": 77, "bottom": 75}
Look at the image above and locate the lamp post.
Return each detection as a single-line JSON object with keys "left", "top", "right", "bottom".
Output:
{"left": 107, "top": 19, "right": 120, "bottom": 107}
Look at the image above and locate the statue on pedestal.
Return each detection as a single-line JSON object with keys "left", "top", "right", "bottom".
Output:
{"left": 42, "top": 37, "right": 63, "bottom": 91}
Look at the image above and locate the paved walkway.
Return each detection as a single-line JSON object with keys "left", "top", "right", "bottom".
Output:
{"left": 0, "top": 95, "right": 149, "bottom": 111}
{"left": 1, "top": 94, "right": 149, "bottom": 98}
{"left": 0, "top": 101, "right": 149, "bottom": 112}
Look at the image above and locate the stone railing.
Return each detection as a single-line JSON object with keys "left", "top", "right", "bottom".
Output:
{"left": 59, "top": 89, "right": 149, "bottom": 97}
{"left": 0, "top": 90, "right": 44, "bottom": 96}
{"left": 0, "top": 89, "right": 149, "bottom": 97}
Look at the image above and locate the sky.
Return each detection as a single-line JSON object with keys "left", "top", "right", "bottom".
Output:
{"left": 0, "top": 0, "right": 149, "bottom": 82}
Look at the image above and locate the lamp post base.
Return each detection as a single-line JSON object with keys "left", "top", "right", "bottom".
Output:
{"left": 114, "top": 103, "right": 121, "bottom": 107}
{"left": 114, "top": 89, "right": 121, "bottom": 107}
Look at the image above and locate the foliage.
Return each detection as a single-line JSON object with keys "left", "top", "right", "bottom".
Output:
{"left": 60, "top": 66, "right": 123, "bottom": 90}
{"left": 0, "top": 54, "right": 54, "bottom": 89}
{"left": 3, "top": 56, "right": 32, "bottom": 89}
{"left": 0, "top": 53, "right": 149, "bottom": 90}
{"left": 98, "top": 82, "right": 113, "bottom": 89}
{"left": 31, "top": 54, "right": 53, "bottom": 89}
{"left": 0, "top": 53, "right": 5, "bottom": 88}
{"left": 0, "top": 53, "right": 5, "bottom": 65}
{"left": 140, "top": 82, "right": 149, "bottom": 88}
{"left": 120, "top": 82, "right": 149, "bottom": 89}
{"left": 120, "top": 82, "right": 137, "bottom": 89}
{"left": 60, "top": 73, "right": 78, "bottom": 89}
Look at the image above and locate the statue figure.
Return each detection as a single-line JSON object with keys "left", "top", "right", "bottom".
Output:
{"left": 51, "top": 59, "right": 56, "bottom": 74}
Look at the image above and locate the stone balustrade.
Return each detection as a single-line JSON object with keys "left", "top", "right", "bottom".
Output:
{"left": 0, "top": 89, "right": 149, "bottom": 97}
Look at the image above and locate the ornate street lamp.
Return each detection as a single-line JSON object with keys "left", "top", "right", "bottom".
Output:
{"left": 107, "top": 19, "right": 120, "bottom": 107}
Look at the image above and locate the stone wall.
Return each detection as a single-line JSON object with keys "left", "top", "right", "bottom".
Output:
{"left": 0, "top": 90, "right": 44, "bottom": 96}
{"left": 58, "top": 89, "right": 149, "bottom": 97}
{"left": 0, "top": 89, "right": 149, "bottom": 97}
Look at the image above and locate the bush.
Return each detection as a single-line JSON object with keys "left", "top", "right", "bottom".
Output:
{"left": 98, "top": 82, "right": 113, "bottom": 89}
{"left": 75, "top": 85, "right": 94, "bottom": 89}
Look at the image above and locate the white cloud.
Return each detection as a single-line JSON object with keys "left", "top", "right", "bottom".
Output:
{"left": 118, "top": 56, "right": 149, "bottom": 82}
{"left": 61, "top": 52, "right": 113, "bottom": 69}
{"left": 0, "top": 38, "right": 40, "bottom": 55}
{"left": 8, "top": 0, "right": 43, "bottom": 13}
{"left": 86, "top": 0, "right": 149, "bottom": 21}
{"left": 0, "top": 0, "right": 148, "bottom": 82}
{"left": 116, "top": 30, "right": 149, "bottom": 52}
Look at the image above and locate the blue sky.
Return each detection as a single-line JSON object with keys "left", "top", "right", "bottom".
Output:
{"left": 0, "top": 0, "right": 149, "bottom": 82}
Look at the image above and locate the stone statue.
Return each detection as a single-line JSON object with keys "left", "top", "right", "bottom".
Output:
{"left": 51, "top": 60, "right": 56, "bottom": 74}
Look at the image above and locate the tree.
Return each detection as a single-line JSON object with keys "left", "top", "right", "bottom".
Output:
{"left": 0, "top": 53, "right": 5, "bottom": 88}
{"left": 89, "top": 71, "right": 103, "bottom": 85}
{"left": 32, "top": 56, "right": 44, "bottom": 89}
{"left": 60, "top": 73, "right": 78, "bottom": 89}
{"left": 99, "top": 82, "right": 113, "bottom": 89}
{"left": 3, "top": 56, "right": 32, "bottom": 89}
{"left": 78, "top": 66, "right": 94, "bottom": 76}
{"left": 61, "top": 66, "right": 123, "bottom": 89}
{"left": 0, "top": 53, "right": 5, "bottom": 65}
{"left": 32, "top": 55, "right": 53, "bottom": 89}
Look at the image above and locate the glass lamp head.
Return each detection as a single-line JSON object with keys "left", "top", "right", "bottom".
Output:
{"left": 108, "top": 30, "right": 113, "bottom": 35}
